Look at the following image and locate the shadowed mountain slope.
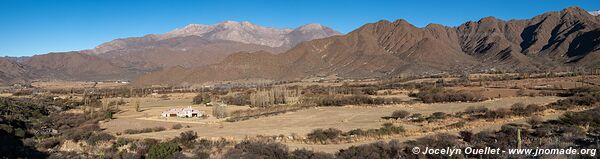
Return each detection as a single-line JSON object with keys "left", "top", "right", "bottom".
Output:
{"left": 135, "top": 7, "right": 600, "bottom": 85}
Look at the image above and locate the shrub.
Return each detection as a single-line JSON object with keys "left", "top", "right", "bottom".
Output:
{"left": 123, "top": 127, "right": 167, "bottom": 134}
{"left": 459, "top": 130, "right": 473, "bottom": 142}
{"left": 178, "top": 131, "right": 198, "bottom": 143}
{"left": 447, "top": 121, "right": 466, "bottom": 129}
{"left": 408, "top": 113, "right": 425, "bottom": 122}
{"left": 525, "top": 104, "right": 545, "bottom": 114}
{"left": 345, "top": 129, "right": 368, "bottom": 136}
{"left": 410, "top": 88, "right": 485, "bottom": 103}
{"left": 123, "top": 129, "right": 141, "bottom": 134}
{"left": 291, "top": 149, "right": 335, "bottom": 159}
{"left": 225, "top": 140, "right": 289, "bottom": 159}
{"left": 550, "top": 91, "right": 600, "bottom": 110}
{"left": 361, "top": 87, "right": 378, "bottom": 95}
{"left": 115, "top": 138, "right": 130, "bottom": 147}
{"left": 336, "top": 140, "right": 406, "bottom": 159}
{"left": 147, "top": 142, "right": 181, "bottom": 159}
{"left": 152, "top": 127, "right": 166, "bottom": 132}
{"left": 38, "top": 138, "right": 60, "bottom": 149}
{"left": 527, "top": 116, "right": 544, "bottom": 127}
{"left": 176, "top": 130, "right": 198, "bottom": 149}
{"left": 342, "top": 124, "right": 405, "bottom": 138}
{"left": 484, "top": 108, "right": 511, "bottom": 119}
{"left": 12, "top": 90, "right": 33, "bottom": 96}
{"left": 390, "top": 110, "right": 410, "bottom": 119}
{"left": 510, "top": 103, "right": 528, "bottom": 116}
{"left": 464, "top": 106, "right": 489, "bottom": 115}
{"left": 559, "top": 108, "right": 600, "bottom": 129}
{"left": 86, "top": 132, "right": 115, "bottom": 145}
{"left": 307, "top": 128, "right": 343, "bottom": 143}
{"left": 172, "top": 124, "right": 183, "bottom": 130}
{"left": 212, "top": 104, "right": 228, "bottom": 119}
{"left": 429, "top": 112, "right": 447, "bottom": 120}
{"left": 222, "top": 93, "right": 251, "bottom": 106}
{"left": 377, "top": 123, "right": 405, "bottom": 135}
{"left": 193, "top": 93, "right": 211, "bottom": 105}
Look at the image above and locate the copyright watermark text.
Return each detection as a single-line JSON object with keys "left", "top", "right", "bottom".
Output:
{"left": 412, "top": 147, "right": 596, "bottom": 157}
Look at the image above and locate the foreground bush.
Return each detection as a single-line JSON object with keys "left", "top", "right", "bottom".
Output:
{"left": 225, "top": 140, "right": 289, "bottom": 159}
{"left": 307, "top": 123, "right": 405, "bottom": 144}
{"left": 147, "top": 142, "right": 181, "bottom": 159}
{"left": 336, "top": 140, "right": 407, "bottom": 159}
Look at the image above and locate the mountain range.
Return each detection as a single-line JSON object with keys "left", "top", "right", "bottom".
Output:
{"left": 0, "top": 21, "right": 340, "bottom": 84}
{"left": 1, "top": 7, "right": 598, "bottom": 86}
{"left": 134, "top": 6, "right": 600, "bottom": 85}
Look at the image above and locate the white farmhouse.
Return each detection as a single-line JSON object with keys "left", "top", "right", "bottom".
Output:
{"left": 161, "top": 106, "right": 203, "bottom": 118}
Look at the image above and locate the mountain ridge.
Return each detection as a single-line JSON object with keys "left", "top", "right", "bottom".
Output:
{"left": 0, "top": 22, "right": 341, "bottom": 85}
{"left": 134, "top": 6, "right": 600, "bottom": 86}
{"left": 85, "top": 21, "right": 341, "bottom": 55}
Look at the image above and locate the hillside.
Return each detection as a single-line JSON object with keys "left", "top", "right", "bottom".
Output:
{"left": 135, "top": 6, "right": 600, "bottom": 85}
{"left": 0, "top": 22, "right": 340, "bottom": 84}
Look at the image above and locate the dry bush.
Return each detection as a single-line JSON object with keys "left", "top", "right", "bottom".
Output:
{"left": 527, "top": 115, "right": 544, "bottom": 127}
{"left": 483, "top": 108, "right": 512, "bottom": 119}
{"left": 123, "top": 126, "right": 167, "bottom": 134}
{"left": 335, "top": 140, "right": 407, "bottom": 159}
{"left": 464, "top": 106, "right": 489, "bottom": 115}
{"left": 410, "top": 88, "right": 485, "bottom": 103}
{"left": 307, "top": 128, "right": 343, "bottom": 144}
{"left": 193, "top": 93, "right": 211, "bottom": 105}
{"left": 390, "top": 110, "right": 410, "bottom": 119}
{"left": 222, "top": 93, "right": 251, "bottom": 106}
{"left": 225, "top": 140, "right": 289, "bottom": 159}
{"left": 12, "top": 90, "right": 33, "bottom": 96}
{"left": 291, "top": 149, "right": 335, "bottom": 159}
{"left": 307, "top": 123, "right": 405, "bottom": 144}
{"left": 86, "top": 132, "right": 115, "bottom": 145}
{"left": 212, "top": 104, "right": 228, "bottom": 119}
{"left": 172, "top": 124, "right": 183, "bottom": 130}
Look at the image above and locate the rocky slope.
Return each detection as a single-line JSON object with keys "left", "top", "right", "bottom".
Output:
{"left": 22, "top": 52, "right": 144, "bottom": 81}
{"left": 85, "top": 21, "right": 341, "bottom": 55}
{"left": 85, "top": 21, "right": 340, "bottom": 70}
{"left": 0, "top": 59, "right": 33, "bottom": 84}
{"left": 0, "top": 22, "right": 339, "bottom": 84}
{"left": 135, "top": 6, "right": 600, "bottom": 85}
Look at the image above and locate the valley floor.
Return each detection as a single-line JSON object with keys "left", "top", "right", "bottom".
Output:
{"left": 100, "top": 96, "right": 561, "bottom": 153}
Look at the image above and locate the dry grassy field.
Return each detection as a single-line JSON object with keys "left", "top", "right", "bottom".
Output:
{"left": 5, "top": 74, "right": 596, "bottom": 158}
{"left": 100, "top": 92, "right": 562, "bottom": 152}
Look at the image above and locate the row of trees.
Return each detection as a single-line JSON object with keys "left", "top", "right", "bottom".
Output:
{"left": 409, "top": 87, "right": 486, "bottom": 103}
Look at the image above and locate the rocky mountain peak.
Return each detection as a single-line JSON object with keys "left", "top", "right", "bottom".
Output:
{"left": 85, "top": 21, "right": 341, "bottom": 54}
{"left": 296, "top": 24, "right": 325, "bottom": 31}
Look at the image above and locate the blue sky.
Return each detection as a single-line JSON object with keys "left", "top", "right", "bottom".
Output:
{"left": 1, "top": 0, "right": 598, "bottom": 56}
